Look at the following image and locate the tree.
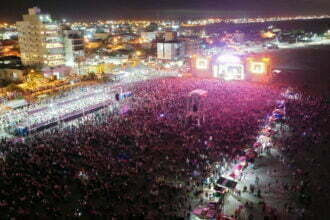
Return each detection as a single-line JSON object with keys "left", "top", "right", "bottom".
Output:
{"left": 26, "top": 81, "right": 38, "bottom": 91}
{"left": 81, "top": 72, "right": 97, "bottom": 81}
{"left": 0, "top": 79, "right": 12, "bottom": 87}
{"left": 145, "top": 23, "right": 158, "bottom": 32}
{"left": 87, "top": 72, "right": 96, "bottom": 80}
{"left": 6, "top": 83, "right": 24, "bottom": 93}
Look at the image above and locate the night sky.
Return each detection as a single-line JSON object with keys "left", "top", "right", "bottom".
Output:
{"left": 1, "top": 0, "right": 330, "bottom": 22}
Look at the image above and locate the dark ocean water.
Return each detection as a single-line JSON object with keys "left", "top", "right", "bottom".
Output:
{"left": 187, "top": 18, "right": 330, "bottom": 34}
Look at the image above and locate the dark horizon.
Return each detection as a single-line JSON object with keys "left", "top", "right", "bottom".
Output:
{"left": 1, "top": 0, "right": 330, "bottom": 22}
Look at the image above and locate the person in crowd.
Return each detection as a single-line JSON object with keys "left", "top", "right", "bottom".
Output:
{"left": 0, "top": 77, "right": 328, "bottom": 218}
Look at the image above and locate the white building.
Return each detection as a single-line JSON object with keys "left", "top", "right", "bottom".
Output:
{"left": 42, "top": 65, "right": 72, "bottom": 79}
{"left": 63, "top": 30, "right": 85, "bottom": 68}
{"left": 141, "top": 32, "right": 156, "bottom": 42}
{"left": 164, "top": 31, "right": 177, "bottom": 41}
{"left": 157, "top": 41, "right": 184, "bottom": 60}
{"left": 16, "top": 7, "right": 65, "bottom": 67}
{"left": 0, "top": 29, "right": 18, "bottom": 40}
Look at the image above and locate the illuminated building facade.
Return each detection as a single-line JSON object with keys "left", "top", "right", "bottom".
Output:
{"left": 140, "top": 32, "right": 157, "bottom": 42}
{"left": 16, "top": 7, "right": 65, "bottom": 67}
{"left": 157, "top": 41, "right": 184, "bottom": 60}
{"left": 0, "top": 56, "right": 25, "bottom": 81}
{"left": 0, "top": 29, "right": 18, "bottom": 40}
{"left": 63, "top": 30, "right": 85, "bottom": 68}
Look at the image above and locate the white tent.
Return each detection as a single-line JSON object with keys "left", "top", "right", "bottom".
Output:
{"left": 4, "top": 99, "right": 28, "bottom": 109}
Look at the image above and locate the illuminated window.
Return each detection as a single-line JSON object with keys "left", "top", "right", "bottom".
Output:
{"left": 46, "top": 43, "right": 63, "bottom": 48}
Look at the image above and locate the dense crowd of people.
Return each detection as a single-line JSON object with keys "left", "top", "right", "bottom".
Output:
{"left": 0, "top": 85, "right": 117, "bottom": 133}
{"left": 277, "top": 92, "right": 330, "bottom": 219}
{"left": 115, "top": 68, "right": 178, "bottom": 83}
{"left": 0, "top": 77, "right": 325, "bottom": 218}
{"left": 0, "top": 68, "right": 178, "bottom": 134}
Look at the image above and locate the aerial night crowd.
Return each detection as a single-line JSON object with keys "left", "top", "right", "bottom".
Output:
{"left": 280, "top": 93, "right": 330, "bottom": 219}
{"left": 0, "top": 77, "right": 329, "bottom": 219}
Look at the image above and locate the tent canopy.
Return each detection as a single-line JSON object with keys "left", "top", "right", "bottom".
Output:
{"left": 4, "top": 99, "right": 28, "bottom": 109}
{"left": 217, "top": 176, "right": 237, "bottom": 189}
{"left": 214, "top": 185, "right": 227, "bottom": 193}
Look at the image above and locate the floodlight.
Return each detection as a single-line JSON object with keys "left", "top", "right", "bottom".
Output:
{"left": 196, "top": 57, "right": 208, "bottom": 70}
{"left": 250, "top": 62, "right": 266, "bottom": 74}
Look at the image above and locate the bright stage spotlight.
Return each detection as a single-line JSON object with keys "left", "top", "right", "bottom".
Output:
{"left": 196, "top": 57, "right": 209, "bottom": 70}
{"left": 250, "top": 62, "right": 266, "bottom": 74}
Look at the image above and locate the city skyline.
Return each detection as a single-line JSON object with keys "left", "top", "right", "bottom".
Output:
{"left": 1, "top": 0, "right": 330, "bottom": 22}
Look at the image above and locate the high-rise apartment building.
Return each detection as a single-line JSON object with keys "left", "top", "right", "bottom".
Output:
{"left": 16, "top": 7, "right": 65, "bottom": 67}
{"left": 157, "top": 41, "right": 184, "bottom": 60}
{"left": 63, "top": 30, "right": 85, "bottom": 68}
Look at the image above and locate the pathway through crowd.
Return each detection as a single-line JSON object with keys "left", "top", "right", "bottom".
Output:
{"left": 190, "top": 89, "right": 302, "bottom": 220}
